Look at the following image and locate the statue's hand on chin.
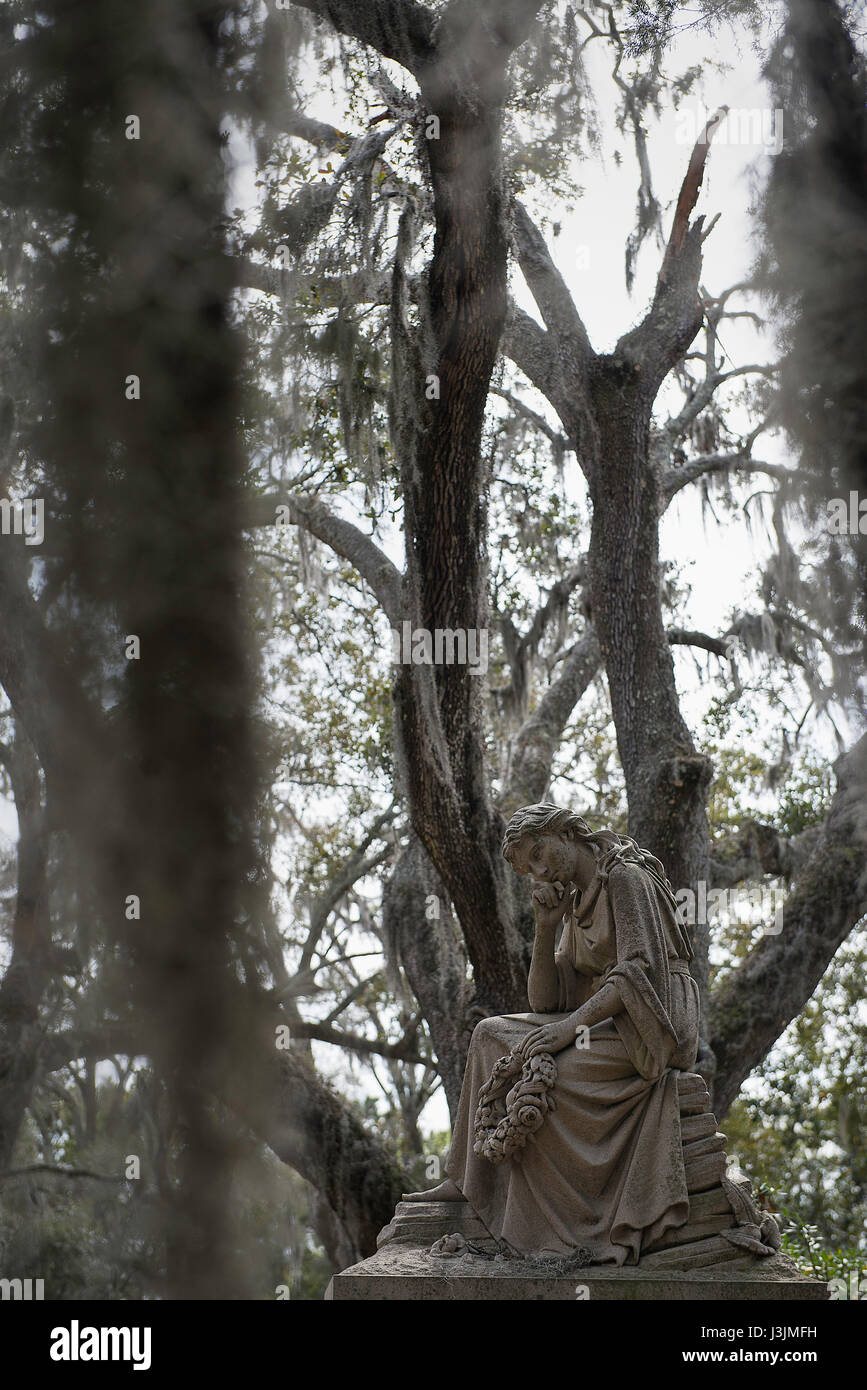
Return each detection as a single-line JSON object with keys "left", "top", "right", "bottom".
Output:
{"left": 532, "top": 880, "right": 567, "bottom": 931}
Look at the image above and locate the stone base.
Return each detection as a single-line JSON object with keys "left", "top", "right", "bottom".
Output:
{"left": 342, "top": 1073, "right": 828, "bottom": 1301}
{"left": 326, "top": 1244, "right": 828, "bottom": 1301}
{"left": 330, "top": 1187, "right": 828, "bottom": 1301}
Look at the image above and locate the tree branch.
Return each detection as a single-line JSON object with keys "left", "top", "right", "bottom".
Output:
{"left": 501, "top": 628, "right": 601, "bottom": 816}
{"left": 511, "top": 199, "right": 594, "bottom": 366}
{"left": 292, "top": 804, "right": 399, "bottom": 979}
{"left": 660, "top": 453, "right": 810, "bottom": 505}
{"left": 710, "top": 733, "right": 867, "bottom": 1117}
{"left": 40, "top": 1023, "right": 143, "bottom": 1074}
{"left": 288, "top": 1019, "right": 435, "bottom": 1068}
{"left": 231, "top": 257, "right": 391, "bottom": 306}
{"left": 616, "top": 109, "right": 727, "bottom": 392}
{"left": 299, "top": 844, "right": 394, "bottom": 974}
{"left": 500, "top": 303, "right": 575, "bottom": 435}
{"left": 284, "top": 108, "right": 348, "bottom": 149}
{"left": 489, "top": 386, "right": 570, "bottom": 452}
{"left": 0, "top": 1164, "right": 125, "bottom": 1184}
{"left": 496, "top": 565, "right": 587, "bottom": 720}
{"left": 247, "top": 492, "right": 403, "bottom": 624}
{"left": 289, "top": 0, "right": 437, "bottom": 76}
{"left": 46, "top": 997, "right": 409, "bottom": 1262}
{"left": 709, "top": 818, "right": 821, "bottom": 889}
{"left": 659, "top": 107, "right": 727, "bottom": 285}
{"left": 667, "top": 627, "right": 731, "bottom": 658}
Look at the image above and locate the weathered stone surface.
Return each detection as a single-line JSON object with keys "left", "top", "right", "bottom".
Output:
{"left": 640, "top": 1233, "right": 747, "bottom": 1270}
{"left": 685, "top": 1149, "right": 728, "bottom": 1193}
{"left": 371, "top": 1179, "right": 810, "bottom": 1296}
{"left": 380, "top": 1184, "right": 744, "bottom": 1258}
{"left": 687, "top": 1185, "right": 735, "bottom": 1219}
{"left": 643, "top": 1197, "right": 735, "bottom": 1253}
{"left": 351, "top": 1107, "right": 816, "bottom": 1300}
{"left": 327, "top": 1245, "right": 828, "bottom": 1301}
{"left": 682, "top": 1131, "right": 727, "bottom": 1159}
{"left": 677, "top": 1072, "right": 710, "bottom": 1114}
{"left": 680, "top": 1111, "right": 718, "bottom": 1143}
{"left": 376, "top": 1200, "right": 490, "bottom": 1249}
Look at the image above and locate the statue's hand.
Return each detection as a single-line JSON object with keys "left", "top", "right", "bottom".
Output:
{"left": 517, "top": 1016, "right": 577, "bottom": 1059}
{"left": 532, "top": 880, "right": 566, "bottom": 930}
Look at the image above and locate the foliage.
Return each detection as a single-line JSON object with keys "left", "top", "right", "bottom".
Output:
{"left": 724, "top": 929, "right": 867, "bottom": 1252}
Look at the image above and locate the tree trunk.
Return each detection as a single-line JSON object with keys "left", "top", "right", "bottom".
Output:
{"left": 587, "top": 364, "right": 714, "bottom": 1062}
{"left": 390, "top": 24, "right": 546, "bottom": 1016}
{"left": 382, "top": 834, "right": 474, "bottom": 1120}
{"left": 0, "top": 725, "right": 50, "bottom": 1170}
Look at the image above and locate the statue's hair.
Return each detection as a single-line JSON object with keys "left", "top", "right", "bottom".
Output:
{"left": 502, "top": 804, "right": 595, "bottom": 861}
{"left": 502, "top": 803, "right": 676, "bottom": 899}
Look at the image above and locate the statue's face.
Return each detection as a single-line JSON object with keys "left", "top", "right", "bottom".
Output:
{"left": 511, "top": 831, "right": 575, "bottom": 884}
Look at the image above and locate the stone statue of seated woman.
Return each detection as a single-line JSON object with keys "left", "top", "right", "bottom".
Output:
{"left": 403, "top": 804, "right": 713, "bottom": 1264}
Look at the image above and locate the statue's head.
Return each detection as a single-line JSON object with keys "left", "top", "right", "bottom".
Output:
{"left": 502, "top": 803, "right": 677, "bottom": 903}
{"left": 501, "top": 803, "right": 598, "bottom": 883}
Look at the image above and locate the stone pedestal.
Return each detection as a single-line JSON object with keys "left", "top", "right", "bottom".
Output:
{"left": 326, "top": 1240, "right": 828, "bottom": 1300}
{"left": 328, "top": 1073, "right": 828, "bottom": 1301}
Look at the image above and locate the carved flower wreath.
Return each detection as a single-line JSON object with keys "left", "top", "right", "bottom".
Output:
{"left": 472, "top": 1050, "right": 558, "bottom": 1164}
